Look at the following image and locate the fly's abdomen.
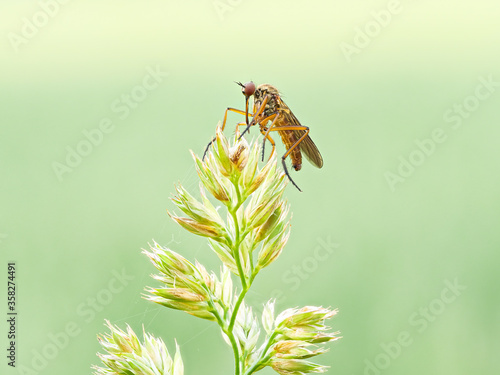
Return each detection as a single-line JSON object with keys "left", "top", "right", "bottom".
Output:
{"left": 280, "top": 130, "right": 302, "bottom": 171}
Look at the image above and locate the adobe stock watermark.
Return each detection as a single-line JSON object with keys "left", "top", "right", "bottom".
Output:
{"left": 384, "top": 75, "right": 499, "bottom": 192}
{"left": 7, "top": 0, "right": 73, "bottom": 53}
{"left": 340, "top": 0, "right": 403, "bottom": 63}
{"left": 52, "top": 65, "right": 168, "bottom": 182}
{"left": 270, "top": 236, "right": 340, "bottom": 304}
{"left": 16, "top": 268, "right": 134, "bottom": 375}
{"left": 213, "top": 0, "right": 245, "bottom": 21}
{"left": 362, "top": 278, "right": 466, "bottom": 375}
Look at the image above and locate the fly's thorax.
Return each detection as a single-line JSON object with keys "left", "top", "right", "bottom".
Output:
{"left": 254, "top": 84, "right": 281, "bottom": 118}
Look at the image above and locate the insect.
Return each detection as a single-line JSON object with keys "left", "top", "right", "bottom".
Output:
{"left": 204, "top": 81, "right": 323, "bottom": 191}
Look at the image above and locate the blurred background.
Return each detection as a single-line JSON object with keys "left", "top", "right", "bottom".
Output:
{"left": 1, "top": 0, "right": 499, "bottom": 374}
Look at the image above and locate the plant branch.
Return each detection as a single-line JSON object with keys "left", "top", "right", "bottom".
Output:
{"left": 106, "top": 130, "right": 341, "bottom": 375}
{"left": 208, "top": 298, "right": 241, "bottom": 375}
{"left": 244, "top": 331, "right": 278, "bottom": 375}
{"left": 229, "top": 270, "right": 256, "bottom": 332}
{"left": 230, "top": 209, "right": 247, "bottom": 290}
{"left": 226, "top": 178, "right": 259, "bottom": 374}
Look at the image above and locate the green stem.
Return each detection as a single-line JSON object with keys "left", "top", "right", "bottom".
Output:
{"left": 229, "top": 179, "right": 247, "bottom": 290}
{"left": 229, "top": 271, "right": 256, "bottom": 332}
{"left": 244, "top": 331, "right": 278, "bottom": 375}
{"left": 233, "top": 177, "right": 243, "bottom": 205}
{"left": 230, "top": 209, "right": 247, "bottom": 290}
{"left": 226, "top": 177, "right": 253, "bottom": 375}
{"left": 227, "top": 330, "right": 241, "bottom": 375}
{"left": 208, "top": 299, "right": 241, "bottom": 375}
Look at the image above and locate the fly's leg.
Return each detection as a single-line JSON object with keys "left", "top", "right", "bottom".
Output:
{"left": 258, "top": 112, "right": 281, "bottom": 161}
{"left": 238, "top": 94, "right": 278, "bottom": 161}
{"left": 266, "top": 124, "right": 311, "bottom": 192}
{"left": 236, "top": 121, "right": 275, "bottom": 161}
{"left": 203, "top": 107, "right": 255, "bottom": 160}
{"left": 259, "top": 127, "right": 276, "bottom": 160}
{"left": 222, "top": 108, "right": 254, "bottom": 131}
{"left": 239, "top": 95, "right": 269, "bottom": 140}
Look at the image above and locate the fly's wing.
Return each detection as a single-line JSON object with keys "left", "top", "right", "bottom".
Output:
{"left": 279, "top": 99, "right": 324, "bottom": 168}
{"left": 292, "top": 130, "right": 324, "bottom": 168}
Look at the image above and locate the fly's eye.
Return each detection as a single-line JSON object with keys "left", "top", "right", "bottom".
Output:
{"left": 236, "top": 81, "right": 255, "bottom": 97}
{"left": 242, "top": 81, "right": 255, "bottom": 97}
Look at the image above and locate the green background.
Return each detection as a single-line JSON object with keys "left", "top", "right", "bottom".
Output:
{"left": 1, "top": 0, "right": 499, "bottom": 374}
